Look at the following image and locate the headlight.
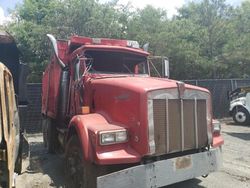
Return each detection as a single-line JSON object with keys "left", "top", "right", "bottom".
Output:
{"left": 212, "top": 120, "right": 221, "bottom": 133}
{"left": 99, "top": 130, "right": 128, "bottom": 145}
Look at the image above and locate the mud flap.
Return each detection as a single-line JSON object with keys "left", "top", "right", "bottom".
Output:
{"left": 15, "top": 132, "right": 29, "bottom": 174}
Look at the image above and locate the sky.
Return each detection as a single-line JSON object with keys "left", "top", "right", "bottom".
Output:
{"left": 0, "top": 0, "right": 245, "bottom": 24}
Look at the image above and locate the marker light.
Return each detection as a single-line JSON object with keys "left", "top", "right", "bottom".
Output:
{"left": 212, "top": 120, "right": 221, "bottom": 133}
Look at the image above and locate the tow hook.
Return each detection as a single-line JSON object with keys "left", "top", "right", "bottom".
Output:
{"left": 202, "top": 174, "right": 208, "bottom": 178}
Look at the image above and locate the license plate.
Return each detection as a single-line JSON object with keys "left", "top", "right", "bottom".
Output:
{"left": 174, "top": 156, "right": 192, "bottom": 170}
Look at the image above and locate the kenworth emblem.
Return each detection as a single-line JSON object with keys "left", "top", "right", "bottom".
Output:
{"left": 177, "top": 81, "right": 186, "bottom": 99}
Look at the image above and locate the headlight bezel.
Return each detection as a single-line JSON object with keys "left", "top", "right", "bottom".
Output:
{"left": 212, "top": 120, "right": 221, "bottom": 134}
{"left": 99, "top": 129, "right": 128, "bottom": 146}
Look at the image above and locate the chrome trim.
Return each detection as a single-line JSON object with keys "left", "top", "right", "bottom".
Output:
{"left": 97, "top": 147, "right": 222, "bottom": 188}
{"left": 46, "top": 34, "right": 66, "bottom": 68}
{"left": 181, "top": 99, "right": 184, "bottom": 151}
{"left": 166, "top": 98, "right": 169, "bottom": 153}
{"left": 147, "top": 99, "right": 155, "bottom": 154}
{"left": 194, "top": 98, "right": 199, "bottom": 148}
{"left": 148, "top": 88, "right": 210, "bottom": 100}
{"left": 148, "top": 88, "right": 212, "bottom": 154}
{"left": 177, "top": 81, "right": 185, "bottom": 99}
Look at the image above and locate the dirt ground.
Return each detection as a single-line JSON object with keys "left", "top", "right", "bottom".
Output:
{"left": 16, "top": 118, "right": 250, "bottom": 188}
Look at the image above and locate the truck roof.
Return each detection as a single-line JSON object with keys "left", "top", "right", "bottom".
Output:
{"left": 70, "top": 35, "right": 139, "bottom": 47}
{"left": 67, "top": 35, "right": 147, "bottom": 54}
{"left": 57, "top": 35, "right": 149, "bottom": 64}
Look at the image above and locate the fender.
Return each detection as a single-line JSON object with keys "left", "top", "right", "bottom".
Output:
{"left": 229, "top": 98, "right": 247, "bottom": 112}
{"left": 67, "top": 114, "right": 107, "bottom": 162}
{"left": 67, "top": 113, "right": 141, "bottom": 165}
{"left": 212, "top": 134, "right": 224, "bottom": 148}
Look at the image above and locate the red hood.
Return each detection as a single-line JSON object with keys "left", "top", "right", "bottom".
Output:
{"left": 86, "top": 75, "right": 210, "bottom": 156}
{"left": 90, "top": 75, "right": 209, "bottom": 94}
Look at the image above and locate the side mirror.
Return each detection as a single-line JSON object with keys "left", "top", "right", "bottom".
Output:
{"left": 143, "top": 43, "right": 149, "bottom": 52}
{"left": 47, "top": 34, "right": 65, "bottom": 68}
{"left": 163, "top": 58, "right": 169, "bottom": 78}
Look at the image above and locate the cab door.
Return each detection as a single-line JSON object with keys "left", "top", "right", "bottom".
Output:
{"left": 75, "top": 58, "right": 86, "bottom": 114}
{"left": 69, "top": 57, "right": 86, "bottom": 116}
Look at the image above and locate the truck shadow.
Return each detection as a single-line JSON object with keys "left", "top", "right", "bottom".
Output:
{"left": 22, "top": 137, "right": 207, "bottom": 188}
{"left": 165, "top": 178, "right": 205, "bottom": 188}
{"left": 225, "top": 121, "right": 241, "bottom": 126}
{"left": 226, "top": 132, "right": 250, "bottom": 141}
{"left": 26, "top": 140, "right": 66, "bottom": 187}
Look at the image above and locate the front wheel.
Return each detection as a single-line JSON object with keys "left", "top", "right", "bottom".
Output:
{"left": 65, "top": 136, "right": 106, "bottom": 188}
{"left": 233, "top": 107, "right": 250, "bottom": 125}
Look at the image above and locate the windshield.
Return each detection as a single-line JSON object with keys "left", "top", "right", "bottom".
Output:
{"left": 229, "top": 87, "right": 250, "bottom": 100}
{"left": 84, "top": 50, "right": 148, "bottom": 75}
{"left": 231, "top": 92, "right": 246, "bottom": 100}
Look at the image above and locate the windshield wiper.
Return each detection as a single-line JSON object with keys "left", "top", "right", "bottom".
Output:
{"left": 122, "top": 64, "right": 134, "bottom": 74}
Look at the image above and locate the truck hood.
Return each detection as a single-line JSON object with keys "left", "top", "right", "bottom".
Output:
{"left": 88, "top": 76, "right": 211, "bottom": 156}
{"left": 90, "top": 75, "right": 209, "bottom": 94}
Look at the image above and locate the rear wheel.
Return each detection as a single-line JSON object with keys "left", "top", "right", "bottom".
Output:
{"left": 42, "top": 117, "right": 57, "bottom": 153}
{"left": 233, "top": 107, "right": 250, "bottom": 125}
{"left": 15, "top": 133, "right": 23, "bottom": 174}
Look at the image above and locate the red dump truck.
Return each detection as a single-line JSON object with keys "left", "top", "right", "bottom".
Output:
{"left": 42, "top": 34, "right": 224, "bottom": 188}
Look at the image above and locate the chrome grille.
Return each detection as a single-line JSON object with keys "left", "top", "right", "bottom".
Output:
{"left": 149, "top": 91, "right": 209, "bottom": 156}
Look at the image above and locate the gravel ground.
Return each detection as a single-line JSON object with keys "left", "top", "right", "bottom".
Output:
{"left": 16, "top": 118, "right": 250, "bottom": 188}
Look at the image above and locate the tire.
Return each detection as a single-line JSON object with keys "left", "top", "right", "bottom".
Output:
{"left": 65, "top": 136, "right": 105, "bottom": 188}
{"left": 42, "top": 118, "right": 48, "bottom": 148}
{"left": 15, "top": 133, "right": 23, "bottom": 174}
{"left": 233, "top": 107, "right": 250, "bottom": 125}
{"left": 42, "top": 117, "right": 57, "bottom": 153}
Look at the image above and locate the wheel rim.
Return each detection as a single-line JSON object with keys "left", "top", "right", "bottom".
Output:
{"left": 235, "top": 111, "right": 247, "bottom": 123}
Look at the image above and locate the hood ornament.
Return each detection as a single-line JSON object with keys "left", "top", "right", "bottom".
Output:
{"left": 177, "top": 81, "right": 186, "bottom": 99}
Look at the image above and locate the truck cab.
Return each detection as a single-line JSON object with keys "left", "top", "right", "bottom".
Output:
{"left": 229, "top": 86, "right": 250, "bottom": 125}
{"left": 42, "top": 34, "right": 224, "bottom": 188}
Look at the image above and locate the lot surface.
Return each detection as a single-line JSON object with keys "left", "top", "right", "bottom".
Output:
{"left": 16, "top": 119, "right": 250, "bottom": 188}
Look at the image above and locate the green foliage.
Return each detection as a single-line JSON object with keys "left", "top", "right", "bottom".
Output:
{"left": 5, "top": 0, "right": 250, "bottom": 82}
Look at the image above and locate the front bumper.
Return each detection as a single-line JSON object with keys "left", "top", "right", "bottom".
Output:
{"left": 97, "top": 147, "right": 222, "bottom": 188}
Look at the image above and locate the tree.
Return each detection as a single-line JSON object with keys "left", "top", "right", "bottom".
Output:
{"left": 4, "top": 0, "right": 250, "bottom": 81}
{"left": 223, "top": 1, "right": 250, "bottom": 78}
{"left": 6, "top": 0, "right": 130, "bottom": 82}
{"left": 176, "top": 0, "right": 234, "bottom": 79}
